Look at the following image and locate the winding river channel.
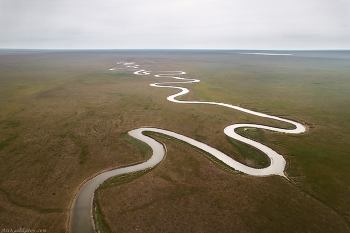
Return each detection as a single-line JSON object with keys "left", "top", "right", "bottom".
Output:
{"left": 69, "top": 62, "right": 306, "bottom": 232}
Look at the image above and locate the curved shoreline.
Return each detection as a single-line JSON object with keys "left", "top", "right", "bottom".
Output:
{"left": 138, "top": 69, "right": 306, "bottom": 176}
{"left": 66, "top": 158, "right": 154, "bottom": 233}
{"left": 69, "top": 62, "right": 306, "bottom": 232}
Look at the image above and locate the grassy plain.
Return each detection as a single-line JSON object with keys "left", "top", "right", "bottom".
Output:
{"left": 0, "top": 50, "right": 350, "bottom": 232}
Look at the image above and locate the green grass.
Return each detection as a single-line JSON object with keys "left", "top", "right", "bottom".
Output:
{"left": 0, "top": 134, "right": 18, "bottom": 151}
{"left": 187, "top": 54, "right": 350, "bottom": 226}
{"left": 226, "top": 134, "right": 270, "bottom": 168}
{"left": 143, "top": 131, "right": 240, "bottom": 174}
{"left": 93, "top": 192, "right": 112, "bottom": 233}
{"left": 120, "top": 132, "right": 152, "bottom": 160}
{"left": 99, "top": 167, "right": 155, "bottom": 190}
{"left": 1, "top": 50, "right": 350, "bottom": 231}
{"left": 94, "top": 167, "right": 155, "bottom": 233}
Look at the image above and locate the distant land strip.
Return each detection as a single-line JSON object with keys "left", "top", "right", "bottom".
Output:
{"left": 239, "top": 52, "right": 293, "bottom": 56}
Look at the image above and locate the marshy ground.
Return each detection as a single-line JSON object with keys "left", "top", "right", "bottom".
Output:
{"left": 0, "top": 50, "right": 349, "bottom": 232}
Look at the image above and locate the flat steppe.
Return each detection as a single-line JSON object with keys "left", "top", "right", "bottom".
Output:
{"left": 0, "top": 50, "right": 349, "bottom": 232}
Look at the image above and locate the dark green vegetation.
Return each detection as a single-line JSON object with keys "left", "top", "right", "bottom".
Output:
{"left": 226, "top": 129, "right": 270, "bottom": 168}
{"left": 94, "top": 167, "right": 155, "bottom": 233}
{"left": 143, "top": 131, "right": 239, "bottom": 173}
{"left": 0, "top": 50, "right": 350, "bottom": 232}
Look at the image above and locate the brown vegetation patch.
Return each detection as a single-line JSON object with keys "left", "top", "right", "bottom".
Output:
{"left": 0, "top": 50, "right": 349, "bottom": 232}
{"left": 96, "top": 138, "right": 349, "bottom": 232}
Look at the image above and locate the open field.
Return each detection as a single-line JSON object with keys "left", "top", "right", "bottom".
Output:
{"left": 0, "top": 50, "right": 350, "bottom": 232}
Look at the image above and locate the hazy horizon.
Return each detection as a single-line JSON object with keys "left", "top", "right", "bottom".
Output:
{"left": 1, "top": 48, "right": 350, "bottom": 51}
{"left": 1, "top": 0, "right": 349, "bottom": 50}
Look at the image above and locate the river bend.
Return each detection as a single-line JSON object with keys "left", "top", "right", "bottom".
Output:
{"left": 69, "top": 62, "right": 306, "bottom": 232}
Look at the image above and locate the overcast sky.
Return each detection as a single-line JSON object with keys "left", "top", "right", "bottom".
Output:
{"left": 0, "top": 0, "right": 349, "bottom": 50}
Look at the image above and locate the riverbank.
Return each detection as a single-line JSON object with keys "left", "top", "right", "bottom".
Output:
{"left": 1, "top": 50, "right": 349, "bottom": 232}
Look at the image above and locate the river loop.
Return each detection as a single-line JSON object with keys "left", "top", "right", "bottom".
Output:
{"left": 69, "top": 62, "right": 306, "bottom": 232}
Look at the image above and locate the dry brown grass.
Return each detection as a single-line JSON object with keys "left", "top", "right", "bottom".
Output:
{"left": 96, "top": 137, "right": 349, "bottom": 232}
{"left": 1, "top": 50, "right": 349, "bottom": 232}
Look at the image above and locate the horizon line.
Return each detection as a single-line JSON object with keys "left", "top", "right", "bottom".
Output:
{"left": 1, "top": 48, "right": 350, "bottom": 51}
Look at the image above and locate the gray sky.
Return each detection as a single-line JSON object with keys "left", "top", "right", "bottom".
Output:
{"left": 1, "top": 0, "right": 349, "bottom": 50}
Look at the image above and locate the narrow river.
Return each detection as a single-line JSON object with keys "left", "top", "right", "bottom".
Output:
{"left": 69, "top": 62, "right": 306, "bottom": 232}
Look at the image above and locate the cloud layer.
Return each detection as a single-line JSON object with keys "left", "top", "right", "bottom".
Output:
{"left": 1, "top": 0, "right": 349, "bottom": 49}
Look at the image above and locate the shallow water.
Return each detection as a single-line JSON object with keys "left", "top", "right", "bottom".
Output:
{"left": 70, "top": 60, "right": 308, "bottom": 232}
{"left": 70, "top": 129, "right": 165, "bottom": 232}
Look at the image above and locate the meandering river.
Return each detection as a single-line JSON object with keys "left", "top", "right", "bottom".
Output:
{"left": 69, "top": 62, "right": 306, "bottom": 232}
